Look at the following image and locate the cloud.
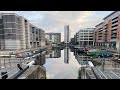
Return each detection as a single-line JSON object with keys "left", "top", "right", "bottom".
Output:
{"left": 0, "top": 11, "right": 113, "bottom": 41}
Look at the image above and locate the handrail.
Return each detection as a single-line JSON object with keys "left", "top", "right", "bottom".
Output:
{"left": 0, "top": 67, "right": 18, "bottom": 79}
{"left": 8, "top": 60, "right": 35, "bottom": 79}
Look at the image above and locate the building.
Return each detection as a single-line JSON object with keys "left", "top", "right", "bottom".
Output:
{"left": 76, "top": 28, "right": 95, "bottom": 47}
{"left": 45, "top": 33, "right": 61, "bottom": 45}
{"left": 94, "top": 11, "right": 120, "bottom": 50}
{"left": 64, "top": 47, "right": 70, "bottom": 64}
{"left": 64, "top": 25, "right": 70, "bottom": 44}
{"left": 30, "top": 24, "right": 45, "bottom": 48}
{"left": 70, "top": 38, "right": 75, "bottom": 44}
{"left": 0, "top": 13, "right": 21, "bottom": 50}
{"left": 0, "top": 13, "right": 45, "bottom": 50}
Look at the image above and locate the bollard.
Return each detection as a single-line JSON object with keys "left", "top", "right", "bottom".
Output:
{"left": 9, "top": 59, "right": 11, "bottom": 68}
{"left": 4, "top": 59, "right": 5, "bottom": 68}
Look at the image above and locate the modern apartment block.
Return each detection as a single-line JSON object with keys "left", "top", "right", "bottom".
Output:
{"left": 76, "top": 28, "right": 95, "bottom": 47}
{"left": 94, "top": 11, "right": 120, "bottom": 50}
{"left": 45, "top": 33, "right": 61, "bottom": 44}
{"left": 0, "top": 13, "right": 45, "bottom": 50}
{"left": 64, "top": 25, "right": 70, "bottom": 44}
{"left": 30, "top": 24, "right": 45, "bottom": 48}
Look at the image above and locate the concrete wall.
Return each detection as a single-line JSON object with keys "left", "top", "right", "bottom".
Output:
{"left": 19, "top": 16, "right": 26, "bottom": 49}
{"left": 18, "top": 65, "right": 46, "bottom": 79}
{"left": 5, "top": 40, "right": 21, "bottom": 50}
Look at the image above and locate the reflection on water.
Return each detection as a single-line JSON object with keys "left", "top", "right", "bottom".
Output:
{"left": 74, "top": 50, "right": 93, "bottom": 65}
{"left": 36, "top": 47, "right": 94, "bottom": 79}
{"left": 64, "top": 47, "right": 70, "bottom": 64}
{"left": 44, "top": 47, "right": 80, "bottom": 79}
{"left": 45, "top": 49, "right": 61, "bottom": 58}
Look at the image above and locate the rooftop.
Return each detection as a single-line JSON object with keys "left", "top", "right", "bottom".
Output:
{"left": 95, "top": 22, "right": 103, "bottom": 27}
{"left": 103, "top": 11, "right": 117, "bottom": 20}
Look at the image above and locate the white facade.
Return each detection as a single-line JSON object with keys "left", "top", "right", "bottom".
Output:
{"left": 5, "top": 40, "right": 21, "bottom": 50}
{"left": 45, "top": 33, "right": 61, "bottom": 44}
{"left": 76, "top": 28, "right": 95, "bottom": 47}
{"left": 0, "top": 13, "right": 45, "bottom": 50}
{"left": 64, "top": 25, "right": 70, "bottom": 44}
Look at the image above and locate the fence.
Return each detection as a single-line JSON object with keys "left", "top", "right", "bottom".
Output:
{"left": 0, "top": 58, "right": 32, "bottom": 79}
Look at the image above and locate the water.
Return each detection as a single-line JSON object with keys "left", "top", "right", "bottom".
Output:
{"left": 44, "top": 47, "right": 81, "bottom": 79}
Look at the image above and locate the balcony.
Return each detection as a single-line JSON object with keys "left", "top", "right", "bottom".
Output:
{"left": 111, "top": 26, "right": 117, "bottom": 30}
{"left": 112, "top": 30, "right": 117, "bottom": 33}
{"left": 111, "top": 35, "right": 117, "bottom": 38}
{"left": 112, "top": 22, "right": 118, "bottom": 27}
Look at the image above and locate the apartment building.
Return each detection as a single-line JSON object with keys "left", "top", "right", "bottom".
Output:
{"left": 64, "top": 25, "right": 70, "bottom": 44}
{"left": 76, "top": 28, "right": 95, "bottom": 47}
{"left": 30, "top": 24, "right": 45, "bottom": 48}
{"left": 94, "top": 11, "right": 120, "bottom": 50}
{"left": 0, "top": 13, "right": 45, "bottom": 50}
{"left": 45, "top": 33, "right": 61, "bottom": 45}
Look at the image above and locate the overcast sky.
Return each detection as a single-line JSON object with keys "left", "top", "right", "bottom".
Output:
{"left": 0, "top": 11, "right": 113, "bottom": 41}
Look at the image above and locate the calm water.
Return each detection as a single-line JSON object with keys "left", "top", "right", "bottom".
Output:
{"left": 44, "top": 47, "right": 81, "bottom": 79}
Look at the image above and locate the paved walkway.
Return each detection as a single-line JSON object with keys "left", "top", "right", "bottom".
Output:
{"left": 0, "top": 46, "right": 49, "bottom": 56}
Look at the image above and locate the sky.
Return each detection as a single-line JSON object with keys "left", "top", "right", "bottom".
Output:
{"left": 0, "top": 11, "right": 113, "bottom": 41}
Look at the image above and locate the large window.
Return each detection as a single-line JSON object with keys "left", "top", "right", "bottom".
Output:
{"left": 0, "top": 19, "right": 2, "bottom": 24}
{"left": 4, "top": 23, "right": 11, "bottom": 28}
{"left": 4, "top": 29, "right": 12, "bottom": 34}
{"left": 4, "top": 34, "right": 16, "bottom": 39}
{"left": 89, "top": 38, "right": 93, "bottom": 40}
{"left": 12, "top": 29, "right": 16, "bottom": 33}
{"left": 84, "top": 38, "right": 88, "bottom": 40}
{"left": 12, "top": 23, "right": 17, "bottom": 28}
{"left": 7, "top": 15, "right": 11, "bottom": 22}
{"left": 3, "top": 15, "right": 16, "bottom": 23}
{"left": 11, "top": 15, "right": 15, "bottom": 22}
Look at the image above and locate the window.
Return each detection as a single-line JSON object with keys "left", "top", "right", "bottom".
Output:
{"left": 0, "top": 25, "right": 3, "bottom": 29}
{"left": 11, "top": 15, "right": 15, "bottom": 22}
{"left": 3, "top": 15, "right": 7, "bottom": 22}
{"left": 112, "top": 24, "right": 118, "bottom": 28}
{"left": 12, "top": 29, "right": 16, "bottom": 33}
{"left": 4, "top": 29, "right": 12, "bottom": 34}
{"left": 89, "top": 38, "right": 93, "bottom": 40}
{"left": 84, "top": 30, "right": 88, "bottom": 32}
{"left": 3, "top": 23, "right": 12, "bottom": 28}
{"left": 16, "top": 17, "right": 19, "bottom": 23}
{"left": 32, "top": 27, "right": 34, "bottom": 33}
{"left": 84, "top": 38, "right": 88, "bottom": 40}
{"left": 89, "top": 36, "right": 93, "bottom": 37}
{"left": 0, "top": 35, "right": 4, "bottom": 39}
{"left": 0, "top": 30, "right": 4, "bottom": 34}
{"left": 11, "top": 23, "right": 17, "bottom": 28}
{"left": 0, "top": 19, "right": 2, "bottom": 24}
{"left": 6, "top": 15, "right": 12, "bottom": 22}
{"left": 4, "top": 34, "right": 16, "bottom": 39}
{"left": 112, "top": 20, "right": 118, "bottom": 24}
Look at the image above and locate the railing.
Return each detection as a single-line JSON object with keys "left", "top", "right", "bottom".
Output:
{"left": 0, "top": 58, "right": 33, "bottom": 79}
{"left": 0, "top": 58, "right": 31, "bottom": 69}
